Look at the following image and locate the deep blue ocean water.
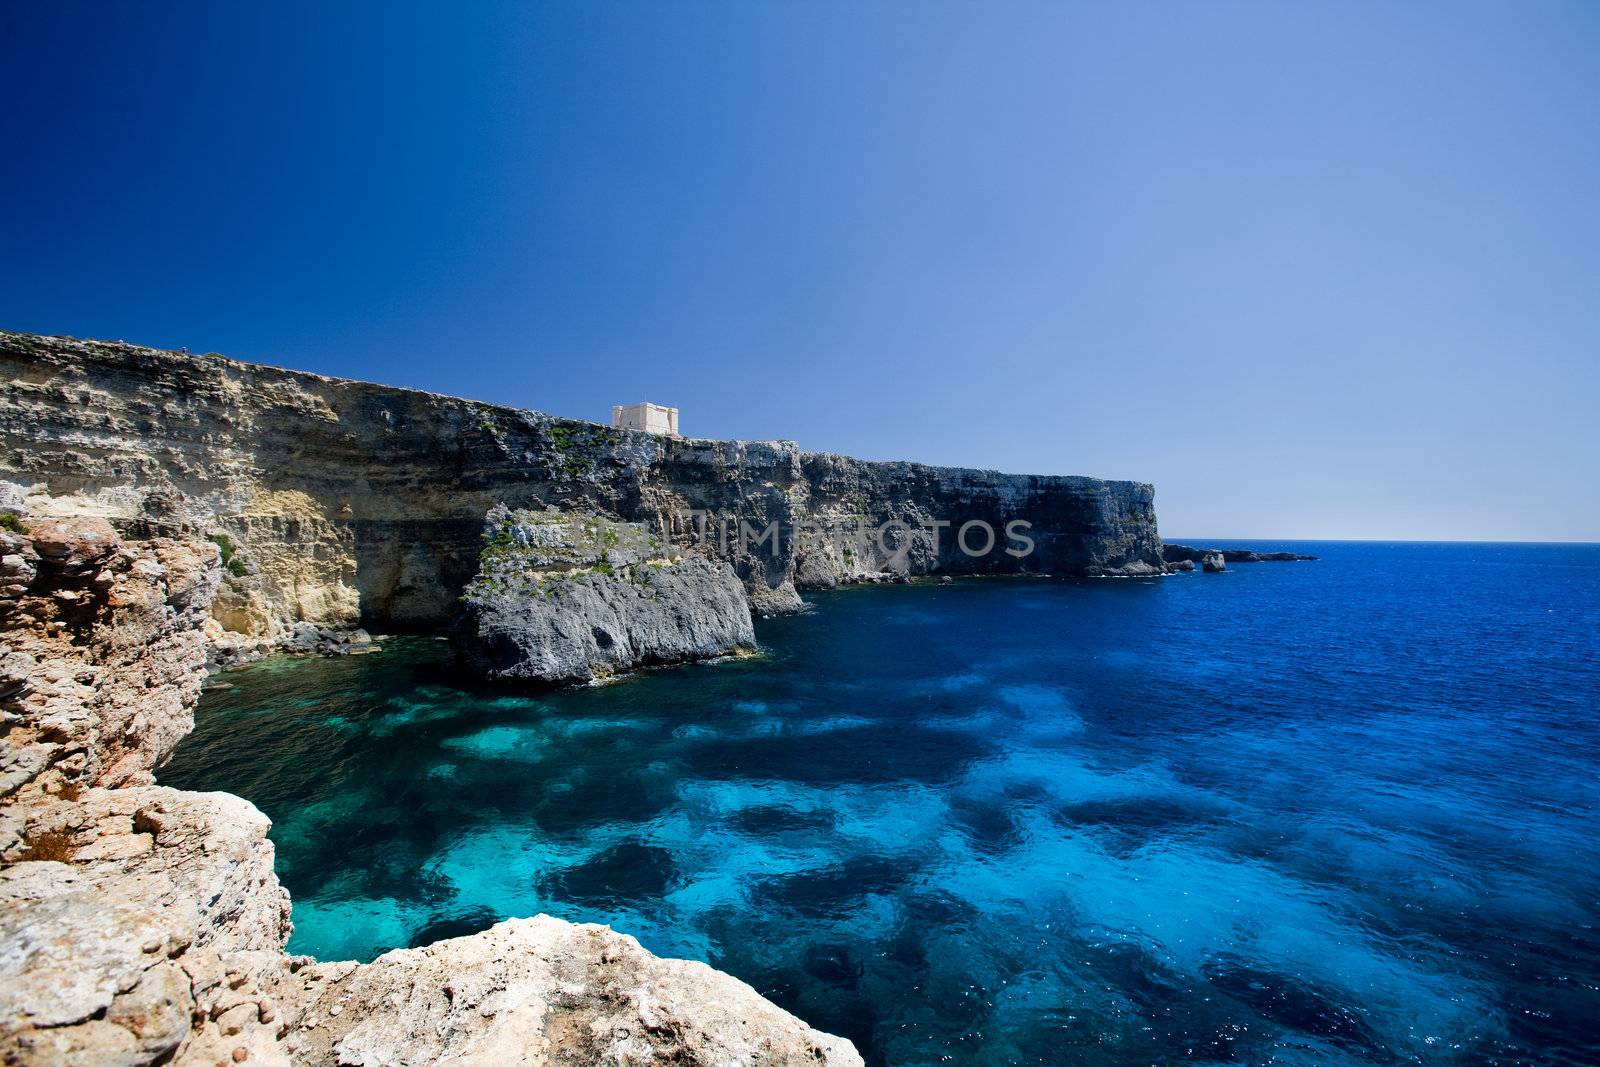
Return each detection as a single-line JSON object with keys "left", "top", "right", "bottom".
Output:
{"left": 160, "top": 542, "right": 1600, "bottom": 1065}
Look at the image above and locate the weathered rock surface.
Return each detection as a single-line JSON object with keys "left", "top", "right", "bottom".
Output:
{"left": 0, "top": 786, "right": 293, "bottom": 1065}
{"left": 284, "top": 916, "right": 861, "bottom": 1066}
{"left": 0, "top": 516, "right": 220, "bottom": 792}
{"left": 1161, "top": 544, "right": 1210, "bottom": 565}
{"left": 454, "top": 507, "right": 755, "bottom": 686}
{"left": 2, "top": 331, "right": 1168, "bottom": 640}
{"left": 0, "top": 516, "right": 293, "bottom": 1064}
{"left": 1, "top": 516, "right": 861, "bottom": 1067}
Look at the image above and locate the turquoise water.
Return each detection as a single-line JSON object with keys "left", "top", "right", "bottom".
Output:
{"left": 160, "top": 542, "right": 1600, "bottom": 1065}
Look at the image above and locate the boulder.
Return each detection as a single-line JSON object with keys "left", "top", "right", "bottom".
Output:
{"left": 23, "top": 517, "right": 119, "bottom": 568}
{"left": 284, "top": 622, "right": 376, "bottom": 657}
{"left": 1201, "top": 552, "right": 1226, "bottom": 573}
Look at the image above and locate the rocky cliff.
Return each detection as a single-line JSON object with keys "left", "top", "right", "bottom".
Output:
{"left": 0, "top": 518, "right": 861, "bottom": 1065}
{"left": 0, "top": 330, "right": 1170, "bottom": 1063}
{"left": 1, "top": 331, "right": 1166, "bottom": 644}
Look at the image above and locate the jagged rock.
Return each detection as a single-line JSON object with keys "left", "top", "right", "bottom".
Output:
{"left": 0, "top": 649, "right": 36, "bottom": 705}
{"left": 0, "top": 519, "right": 221, "bottom": 790}
{"left": 453, "top": 507, "right": 755, "bottom": 686}
{"left": 1201, "top": 552, "right": 1226, "bottom": 573}
{"left": 1162, "top": 543, "right": 1207, "bottom": 564}
{"left": 1167, "top": 559, "right": 1196, "bottom": 572}
{"left": 0, "top": 782, "right": 293, "bottom": 1065}
{"left": 0, "top": 744, "right": 53, "bottom": 800}
{"left": 0, "top": 532, "right": 38, "bottom": 608}
{"left": 1086, "top": 559, "right": 1166, "bottom": 578}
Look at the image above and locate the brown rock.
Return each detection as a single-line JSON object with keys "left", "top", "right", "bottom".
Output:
{"left": 25, "top": 516, "right": 120, "bottom": 567}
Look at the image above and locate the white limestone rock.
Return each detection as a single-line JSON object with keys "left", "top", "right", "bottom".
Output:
{"left": 292, "top": 916, "right": 863, "bottom": 1067}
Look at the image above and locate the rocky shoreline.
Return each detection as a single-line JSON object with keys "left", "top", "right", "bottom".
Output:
{"left": 0, "top": 516, "right": 862, "bottom": 1065}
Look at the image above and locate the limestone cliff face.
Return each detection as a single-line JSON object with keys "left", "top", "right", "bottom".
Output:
{"left": 1, "top": 331, "right": 1166, "bottom": 640}
{"left": 0, "top": 519, "right": 861, "bottom": 1065}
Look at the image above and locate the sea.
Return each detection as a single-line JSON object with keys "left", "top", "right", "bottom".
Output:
{"left": 160, "top": 541, "right": 1600, "bottom": 1066}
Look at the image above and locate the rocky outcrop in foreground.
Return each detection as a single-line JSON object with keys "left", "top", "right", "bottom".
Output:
{"left": 283, "top": 916, "right": 859, "bottom": 1066}
{"left": 453, "top": 507, "right": 755, "bottom": 686}
{"left": 0, "top": 516, "right": 861, "bottom": 1065}
{"left": 0, "top": 786, "right": 291, "bottom": 1064}
{"left": 1, "top": 331, "right": 1168, "bottom": 645}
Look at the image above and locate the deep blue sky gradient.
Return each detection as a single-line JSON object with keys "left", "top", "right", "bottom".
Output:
{"left": 3, "top": 2, "right": 1597, "bottom": 539}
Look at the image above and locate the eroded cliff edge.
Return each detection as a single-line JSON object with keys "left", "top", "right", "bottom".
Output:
{"left": 0, "top": 331, "right": 1165, "bottom": 646}
{"left": 0, "top": 517, "right": 861, "bottom": 1065}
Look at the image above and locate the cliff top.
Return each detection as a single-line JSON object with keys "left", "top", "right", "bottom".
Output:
{"left": 1, "top": 329, "right": 1149, "bottom": 489}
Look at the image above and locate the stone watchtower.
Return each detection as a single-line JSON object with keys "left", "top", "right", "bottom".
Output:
{"left": 611, "top": 401, "right": 679, "bottom": 436}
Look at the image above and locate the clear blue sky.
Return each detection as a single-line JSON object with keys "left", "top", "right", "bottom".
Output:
{"left": 3, "top": 2, "right": 1597, "bottom": 540}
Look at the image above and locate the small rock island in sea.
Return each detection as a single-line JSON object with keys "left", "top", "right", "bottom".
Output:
{"left": 0, "top": 331, "right": 1313, "bottom": 1064}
